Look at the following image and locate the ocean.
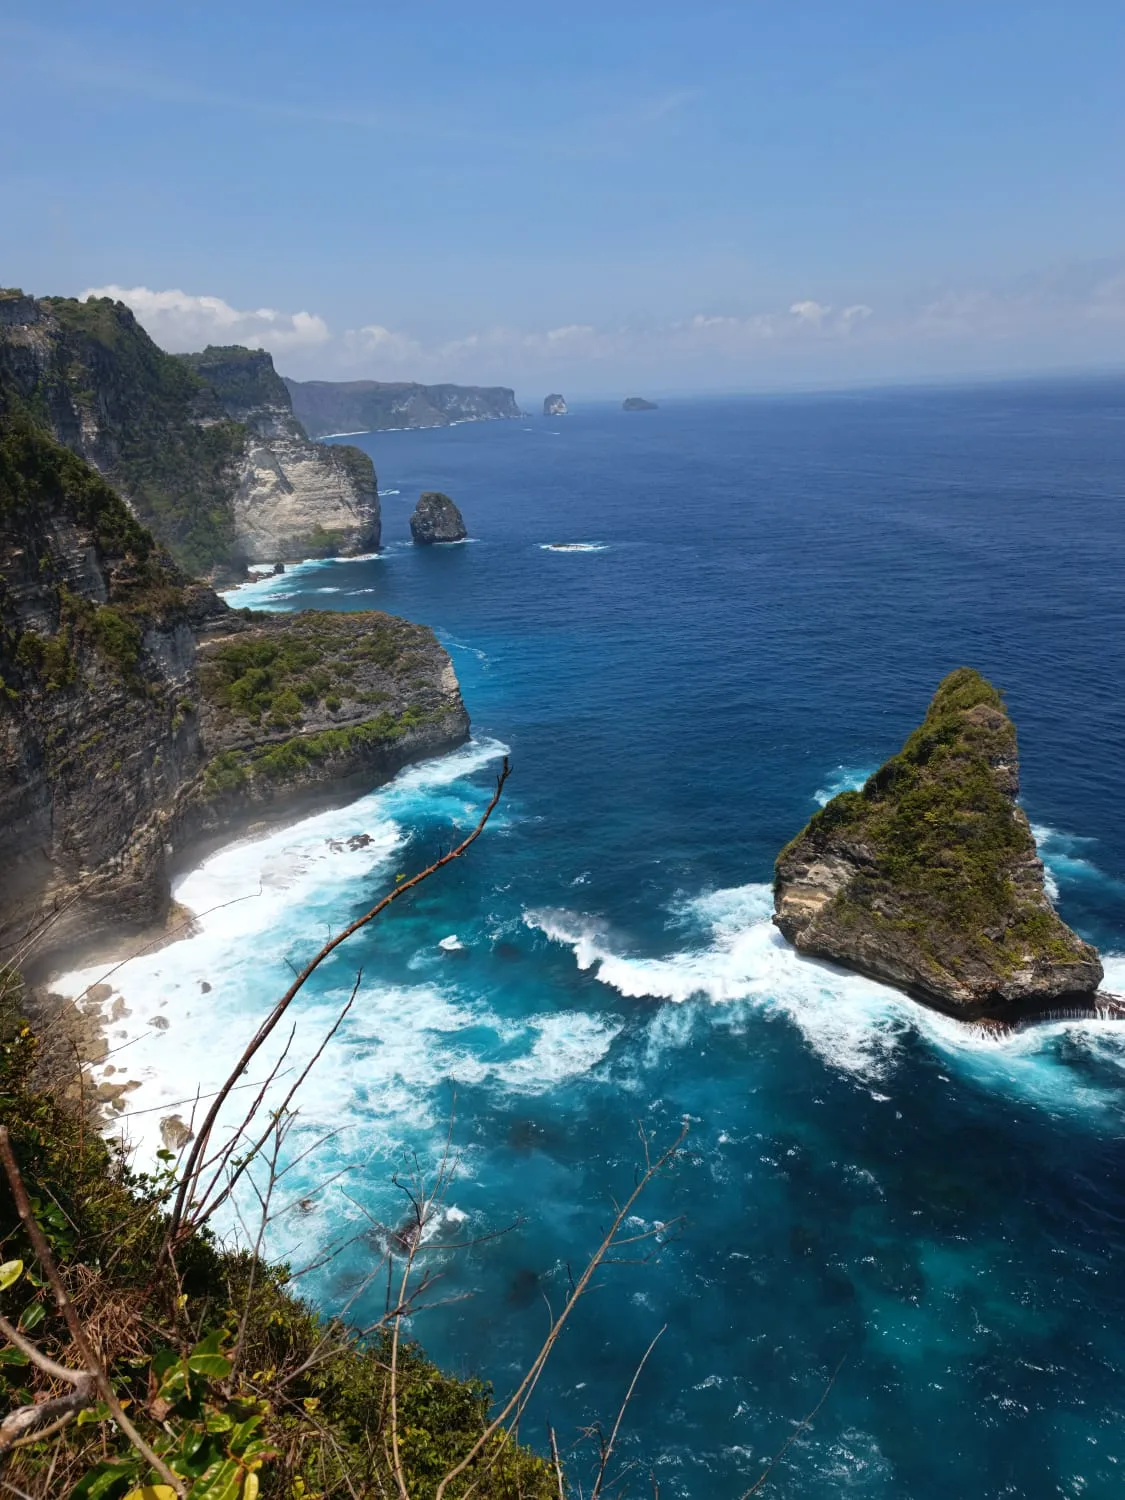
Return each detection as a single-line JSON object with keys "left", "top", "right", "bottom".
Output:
{"left": 59, "top": 379, "right": 1125, "bottom": 1497}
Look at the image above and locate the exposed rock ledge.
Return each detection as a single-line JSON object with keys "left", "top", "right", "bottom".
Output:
{"left": 773, "top": 669, "right": 1105, "bottom": 1022}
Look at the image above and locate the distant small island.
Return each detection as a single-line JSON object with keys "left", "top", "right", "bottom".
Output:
{"left": 622, "top": 397, "right": 657, "bottom": 411}
{"left": 543, "top": 393, "right": 568, "bottom": 416}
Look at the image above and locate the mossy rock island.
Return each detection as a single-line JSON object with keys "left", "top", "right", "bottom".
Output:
{"left": 543, "top": 393, "right": 568, "bottom": 416}
{"left": 622, "top": 396, "right": 657, "bottom": 411}
{"left": 773, "top": 668, "right": 1104, "bottom": 1022}
{"left": 410, "top": 490, "right": 467, "bottom": 544}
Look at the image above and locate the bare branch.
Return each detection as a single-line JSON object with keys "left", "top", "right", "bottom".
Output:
{"left": 739, "top": 1354, "right": 846, "bottom": 1498}
{"left": 0, "top": 1126, "right": 185, "bottom": 1497}
{"left": 165, "top": 758, "right": 510, "bottom": 1249}
{"left": 434, "top": 1123, "right": 687, "bottom": 1500}
{"left": 590, "top": 1326, "right": 666, "bottom": 1500}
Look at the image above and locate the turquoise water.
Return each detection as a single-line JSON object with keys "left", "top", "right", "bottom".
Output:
{"left": 159, "top": 384, "right": 1125, "bottom": 1495}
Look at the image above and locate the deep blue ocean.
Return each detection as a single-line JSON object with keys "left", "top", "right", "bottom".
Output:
{"left": 104, "top": 381, "right": 1125, "bottom": 1497}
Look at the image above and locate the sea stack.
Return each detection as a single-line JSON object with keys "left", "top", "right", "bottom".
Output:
{"left": 773, "top": 668, "right": 1103, "bottom": 1021}
{"left": 410, "top": 491, "right": 467, "bottom": 545}
{"left": 543, "top": 393, "right": 568, "bottom": 416}
{"left": 622, "top": 396, "right": 657, "bottom": 411}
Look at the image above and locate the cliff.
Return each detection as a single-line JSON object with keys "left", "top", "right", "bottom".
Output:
{"left": 285, "top": 376, "right": 520, "bottom": 437}
{"left": 0, "top": 416, "right": 466, "bottom": 969}
{"left": 773, "top": 668, "right": 1104, "bottom": 1020}
{"left": 0, "top": 294, "right": 378, "bottom": 575}
{"left": 410, "top": 490, "right": 467, "bottom": 544}
{"left": 181, "top": 345, "right": 380, "bottom": 567}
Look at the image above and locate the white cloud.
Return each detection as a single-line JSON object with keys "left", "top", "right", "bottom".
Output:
{"left": 80, "top": 284, "right": 331, "bottom": 352}
{"left": 790, "top": 299, "right": 830, "bottom": 327}
{"left": 342, "top": 323, "right": 425, "bottom": 366}
{"left": 545, "top": 324, "right": 596, "bottom": 342}
{"left": 841, "top": 303, "right": 873, "bottom": 327}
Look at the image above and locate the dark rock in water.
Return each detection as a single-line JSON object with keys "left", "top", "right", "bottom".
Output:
{"left": 773, "top": 668, "right": 1103, "bottom": 1021}
{"left": 507, "top": 1118, "right": 550, "bottom": 1153}
{"left": 272, "top": 562, "right": 285, "bottom": 575}
{"left": 543, "top": 393, "right": 568, "bottom": 416}
{"left": 200, "top": 980, "right": 212, "bottom": 993}
{"left": 622, "top": 396, "right": 657, "bottom": 411}
{"left": 505, "top": 1268, "right": 541, "bottom": 1308}
{"left": 410, "top": 491, "right": 467, "bottom": 545}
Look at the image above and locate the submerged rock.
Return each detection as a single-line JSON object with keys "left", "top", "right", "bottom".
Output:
{"left": 622, "top": 396, "right": 657, "bottom": 411}
{"left": 410, "top": 491, "right": 467, "bottom": 545}
{"left": 773, "top": 668, "right": 1103, "bottom": 1021}
{"left": 543, "top": 393, "right": 568, "bottom": 416}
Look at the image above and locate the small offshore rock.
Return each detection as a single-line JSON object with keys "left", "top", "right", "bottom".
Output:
{"left": 622, "top": 396, "right": 657, "bottom": 411}
{"left": 543, "top": 393, "right": 568, "bottom": 416}
{"left": 410, "top": 491, "right": 467, "bottom": 545}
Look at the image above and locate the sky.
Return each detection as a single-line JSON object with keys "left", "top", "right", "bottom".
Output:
{"left": 2, "top": 1, "right": 1122, "bottom": 398}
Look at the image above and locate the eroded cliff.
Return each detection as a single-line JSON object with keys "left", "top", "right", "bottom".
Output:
{"left": 181, "top": 346, "right": 379, "bottom": 565}
{"left": 0, "top": 418, "right": 465, "bottom": 969}
{"left": 0, "top": 294, "right": 378, "bottom": 575}
{"left": 773, "top": 668, "right": 1103, "bottom": 1020}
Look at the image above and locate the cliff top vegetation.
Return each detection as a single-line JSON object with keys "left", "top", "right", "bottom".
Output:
{"left": 778, "top": 667, "right": 1096, "bottom": 980}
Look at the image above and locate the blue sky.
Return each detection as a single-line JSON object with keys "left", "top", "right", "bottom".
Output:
{"left": 2, "top": 1, "right": 1122, "bottom": 395}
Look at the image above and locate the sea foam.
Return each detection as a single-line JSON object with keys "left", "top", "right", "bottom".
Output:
{"left": 527, "top": 873, "right": 1125, "bottom": 1108}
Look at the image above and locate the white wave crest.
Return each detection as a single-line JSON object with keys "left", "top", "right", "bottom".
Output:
{"left": 813, "top": 765, "right": 874, "bottom": 806}
{"left": 538, "top": 542, "right": 610, "bottom": 553}
{"left": 49, "top": 738, "right": 512, "bottom": 1169}
{"left": 527, "top": 881, "right": 1125, "bottom": 1101}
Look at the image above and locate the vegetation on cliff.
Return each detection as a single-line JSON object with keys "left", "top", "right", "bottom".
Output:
{"left": 774, "top": 668, "right": 1103, "bottom": 1013}
{"left": 0, "top": 418, "right": 201, "bottom": 695}
{"left": 0, "top": 980, "right": 554, "bottom": 1498}
{"left": 39, "top": 300, "right": 246, "bottom": 575}
{"left": 1, "top": 299, "right": 379, "bottom": 575}
{"left": 195, "top": 611, "right": 466, "bottom": 798}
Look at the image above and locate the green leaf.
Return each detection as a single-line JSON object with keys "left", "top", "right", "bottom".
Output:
{"left": 76, "top": 1401, "right": 112, "bottom": 1426}
{"left": 70, "top": 1462, "right": 138, "bottom": 1500}
{"left": 0, "top": 1258, "right": 23, "bottom": 1291}
{"left": 0, "top": 1345, "right": 30, "bottom": 1367}
{"left": 122, "top": 1488, "right": 179, "bottom": 1500}
{"left": 18, "top": 1299, "right": 45, "bottom": 1332}
{"left": 191, "top": 1458, "right": 242, "bottom": 1500}
{"left": 187, "top": 1330, "right": 232, "bottom": 1380}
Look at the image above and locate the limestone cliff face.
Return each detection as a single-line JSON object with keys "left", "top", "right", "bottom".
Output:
{"left": 410, "top": 492, "right": 467, "bottom": 545}
{"left": 181, "top": 347, "right": 379, "bottom": 565}
{"left": 285, "top": 377, "right": 521, "bottom": 438}
{"left": 773, "top": 669, "right": 1104, "bottom": 1020}
{"left": 0, "top": 421, "right": 465, "bottom": 971}
{"left": 0, "top": 295, "right": 378, "bottom": 575}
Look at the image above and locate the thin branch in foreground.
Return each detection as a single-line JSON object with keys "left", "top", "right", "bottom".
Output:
{"left": 739, "top": 1354, "right": 847, "bottom": 1499}
{"left": 165, "top": 757, "right": 511, "bottom": 1250}
{"left": 589, "top": 1325, "right": 667, "bottom": 1500}
{"left": 433, "top": 1122, "right": 687, "bottom": 1500}
{"left": 0, "top": 1127, "right": 185, "bottom": 1497}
